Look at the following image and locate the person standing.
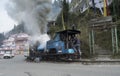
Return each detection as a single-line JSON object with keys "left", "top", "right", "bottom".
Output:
{"left": 73, "top": 36, "right": 81, "bottom": 56}
{"left": 72, "top": 24, "right": 77, "bottom": 30}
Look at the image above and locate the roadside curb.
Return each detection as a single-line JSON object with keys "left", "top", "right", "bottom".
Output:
{"left": 76, "top": 59, "right": 120, "bottom": 64}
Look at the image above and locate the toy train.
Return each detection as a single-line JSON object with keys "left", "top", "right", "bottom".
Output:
{"left": 24, "top": 29, "right": 81, "bottom": 61}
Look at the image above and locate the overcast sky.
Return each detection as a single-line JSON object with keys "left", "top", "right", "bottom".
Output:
{"left": 0, "top": 0, "right": 71, "bottom": 33}
{"left": 0, "top": 0, "right": 18, "bottom": 33}
{"left": 0, "top": 0, "right": 56, "bottom": 33}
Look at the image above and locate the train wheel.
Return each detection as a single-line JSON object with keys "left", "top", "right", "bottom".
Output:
{"left": 29, "top": 57, "right": 35, "bottom": 61}
{"left": 39, "top": 56, "right": 42, "bottom": 61}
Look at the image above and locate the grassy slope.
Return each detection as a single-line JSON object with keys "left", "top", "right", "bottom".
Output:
{"left": 50, "top": 8, "right": 120, "bottom": 58}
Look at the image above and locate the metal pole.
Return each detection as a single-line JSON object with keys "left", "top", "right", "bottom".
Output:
{"left": 92, "top": 29, "right": 95, "bottom": 54}
{"left": 89, "top": 30, "right": 92, "bottom": 54}
{"left": 111, "top": 27, "right": 115, "bottom": 54}
{"left": 115, "top": 26, "right": 119, "bottom": 53}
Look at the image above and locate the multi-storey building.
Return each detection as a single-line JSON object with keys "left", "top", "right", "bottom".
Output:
{"left": 0, "top": 33, "right": 29, "bottom": 55}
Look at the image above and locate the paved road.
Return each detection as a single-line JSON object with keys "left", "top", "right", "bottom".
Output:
{"left": 0, "top": 55, "right": 120, "bottom": 76}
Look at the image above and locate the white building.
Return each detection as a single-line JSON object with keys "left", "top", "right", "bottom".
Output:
{"left": 1, "top": 33, "right": 30, "bottom": 54}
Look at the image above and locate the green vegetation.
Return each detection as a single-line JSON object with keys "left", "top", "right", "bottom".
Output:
{"left": 49, "top": 0, "right": 120, "bottom": 58}
{"left": 0, "top": 33, "right": 5, "bottom": 46}
{"left": 110, "top": 0, "right": 120, "bottom": 55}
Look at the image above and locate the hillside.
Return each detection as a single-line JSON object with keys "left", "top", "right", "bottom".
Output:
{"left": 5, "top": 22, "right": 26, "bottom": 38}
{"left": 49, "top": 0, "right": 120, "bottom": 57}
{"left": 0, "top": 33, "right": 5, "bottom": 46}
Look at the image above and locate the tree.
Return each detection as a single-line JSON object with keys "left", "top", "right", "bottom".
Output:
{"left": 62, "top": 0, "right": 69, "bottom": 29}
{"left": 109, "top": 0, "right": 120, "bottom": 20}
{"left": 62, "top": 0, "right": 69, "bottom": 22}
{"left": 0, "top": 33, "right": 5, "bottom": 46}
